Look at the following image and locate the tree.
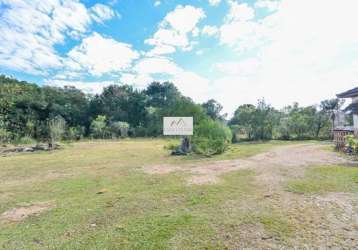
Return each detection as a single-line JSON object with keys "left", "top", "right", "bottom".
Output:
{"left": 89, "top": 85, "right": 147, "bottom": 128}
{"left": 229, "top": 100, "right": 278, "bottom": 140}
{"left": 43, "top": 86, "right": 90, "bottom": 128}
{"left": 229, "top": 104, "right": 256, "bottom": 140}
{"left": 145, "top": 81, "right": 181, "bottom": 107}
{"left": 320, "top": 98, "right": 345, "bottom": 138}
{"left": 90, "top": 115, "right": 108, "bottom": 139}
{"left": 202, "top": 99, "right": 225, "bottom": 120}
{"left": 110, "top": 121, "right": 130, "bottom": 138}
{"left": 48, "top": 116, "right": 66, "bottom": 148}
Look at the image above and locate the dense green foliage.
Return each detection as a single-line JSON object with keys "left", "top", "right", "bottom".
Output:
{"left": 192, "top": 119, "right": 232, "bottom": 156}
{"left": 345, "top": 135, "right": 358, "bottom": 156}
{"left": 0, "top": 74, "right": 339, "bottom": 147}
{"left": 0, "top": 75, "right": 210, "bottom": 144}
{"left": 229, "top": 99, "right": 337, "bottom": 141}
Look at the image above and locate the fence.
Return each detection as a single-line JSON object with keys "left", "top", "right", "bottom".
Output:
{"left": 333, "top": 129, "right": 354, "bottom": 150}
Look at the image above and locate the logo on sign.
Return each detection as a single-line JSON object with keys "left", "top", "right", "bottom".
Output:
{"left": 163, "top": 117, "right": 193, "bottom": 135}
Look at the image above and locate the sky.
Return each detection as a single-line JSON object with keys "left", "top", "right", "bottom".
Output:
{"left": 1, "top": 0, "right": 358, "bottom": 115}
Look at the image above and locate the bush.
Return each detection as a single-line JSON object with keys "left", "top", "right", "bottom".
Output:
{"left": 90, "top": 115, "right": 108, "bottom": 139}
{"left": 66, "top": 126, "right": 85, "bottom": 141}
{"left": 15, "top": 136, "right": 37, "bottom": 145}
{"left": 0, "top": 128, "right": 11, "bottom": 144}
{"left": 192, "top": 119, "right": 232, "bottom": 156}
{"left": 48, "top": 116, "right": 66, "bottom": 146}
{"left": 109, "top": 121, "right": 130, "bottom": 138}
{"left": 164, "top": 141, "right": 180, "bottom": 151}
{"left": 345, "top": 135, "right": 358, "bottom": 155}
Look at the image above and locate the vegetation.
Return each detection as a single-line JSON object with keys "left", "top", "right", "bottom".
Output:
{"left": 287, "top": 165, "right": 358, "bottom": 194}
{"left": 229, "top": 99, "right": 335, "bottom": 141}
{"left": 192, "top": 119, "right": 232, "bottom": 156}
{"left": 345, "top": 134, "right": 358, "bottom": 156}
{"left": 1, "top": 139, "right": 355, "bottom": 248}
{"left": 0, "top": 74, "right": 342, "bottom": 156}
{"left": 0, "top": 139, "right": 292, "bottom": 249}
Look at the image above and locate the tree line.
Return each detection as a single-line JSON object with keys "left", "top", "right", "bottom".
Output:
{"left": 0, "top": 74, "right": 344, "bottom": 145}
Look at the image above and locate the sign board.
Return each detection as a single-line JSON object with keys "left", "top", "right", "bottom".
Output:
{"left": 163, "top": 117, "right": 193, "bottom": 135}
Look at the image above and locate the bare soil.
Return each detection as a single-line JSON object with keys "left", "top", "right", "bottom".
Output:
{"left": 0, "top": 202, "right": 54, "bottom": 223}
{"left": 143, "top": 144, "right": 347, "bottom": 185}
{"left": 144, "top": 144, "right": 358, "bottom": 248}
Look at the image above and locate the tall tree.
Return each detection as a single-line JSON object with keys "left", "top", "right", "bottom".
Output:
{"left": 202, "top": 99, "right": 225, "bottom": 121}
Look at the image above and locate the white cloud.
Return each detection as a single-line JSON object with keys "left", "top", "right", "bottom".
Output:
{"left": 254, "top": 0, "right": 280, "bottom": 12}
{"left": 146, "top": 45, "right": 176, "bottom": 56}
{"left": 163, "top": 5, "right": 205, "bottom": 33}
{"left": 227, "top": 1, "right": 255, "bottom": 22}
{"left": 66, "top": 33, "right": 139, "bottom": 76}
{"left": 212, "top": 0, "right": 358, "bottom": 115}
{"left": 215, "top": 58, "right": 260, "bottom": 76}
{"left": 154, "top": 1, "right": 161, "bottom": 7}
{"left": 145, "top": 5, "right": 205, "bottom": 55}
{"left": 44, "top": 79, "right": 115, "bottom": 95}
{"left": 127, "top": 56, "right": 210, "bottom": 102}
{"left": 0, "top": 0, "right": 116, "bottom": 74}
{"left": 134, "top": 57, "right": 181, "bottom": 75}
{"left": 219, "top": 1, "right": 262, "bottom": 49}
{"left": 208, "top": 0, "right": 221, "bottom": 6}
{"left": 90, "top": 3, "right": 119, "bottom": 23}
{"left": 120, "top": 73, "right": 153, "bottom": 89}
{"left": 202, "top": 25, "right": 218, "bottom": 36}
{"left": 173, "top": 71, "right": 210, "bottom": 102}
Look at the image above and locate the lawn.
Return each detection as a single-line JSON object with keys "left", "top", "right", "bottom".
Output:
{"left": 286, "top": 165, "right": 358, "bottom": 194}
{"left": 0, "top": 139, "right": 356, "bottom": 249}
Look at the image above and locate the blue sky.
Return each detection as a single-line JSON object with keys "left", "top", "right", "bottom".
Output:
{"left": 1, "top": 0, "right": 358, "bottom": 114}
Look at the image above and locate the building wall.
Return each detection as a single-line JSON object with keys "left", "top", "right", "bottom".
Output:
{"left": 354, "top": 115, "right": 358, "bottom": 136}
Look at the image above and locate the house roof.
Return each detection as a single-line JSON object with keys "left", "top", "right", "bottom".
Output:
{"left": 337, "top": 87, "right": 358, "bottom": 98}
{"left": 344, "top": 102, "right": 358, "bottom": 114}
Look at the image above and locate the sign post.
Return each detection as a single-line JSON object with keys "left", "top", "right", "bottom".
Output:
{"left": 163, "top": 117, "right": 193, "bottom": 154}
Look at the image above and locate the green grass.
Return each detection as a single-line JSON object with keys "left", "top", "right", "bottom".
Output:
{"left": 286, "top": 165, "right": 358, "bottom": 194}
{"left": 0, "top": 139, "right": 311, "bottom": 249}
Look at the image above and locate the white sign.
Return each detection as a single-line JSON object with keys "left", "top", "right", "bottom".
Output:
{"left": 163, "top": 117, "right": 193, "bottom": 135}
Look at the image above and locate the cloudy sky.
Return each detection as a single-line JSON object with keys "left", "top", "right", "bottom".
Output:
{"left": 1, "top": 0, "right": 357, "bottom": 114}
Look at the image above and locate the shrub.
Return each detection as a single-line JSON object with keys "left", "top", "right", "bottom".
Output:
{"left": 0, "top": 128, "right": 11, "bottom": 144}
{"left": 192, "top": 119, "right": 232, "bottom": 156}
{"left": 16, "top": 136, "right": 37, "bottom": 145}
{"left": 164, "top": 141, "right": 180, "bottom": 151}
{"left": 110, "top": 121, "right": 130, "bottom": 138}
{"left": 48, "top": 116, "right": 66, "bottom": 146}
{"left": 133, "top": 126, "right": 147, "bottom": 137}
{"left": 345, "top": 135, "right": 358, "bottom": 155}
{"left": 90, "top": 115, "right": 108, "bottom": 139}
{"left": 66, "top": 126, "right": 85, "bottom": 141}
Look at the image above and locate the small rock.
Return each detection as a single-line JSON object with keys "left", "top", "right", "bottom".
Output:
{"left": 90, "top": 223, "right": 96, "bottom": 227}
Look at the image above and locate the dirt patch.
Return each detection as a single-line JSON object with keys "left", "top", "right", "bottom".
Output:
{"left": 143, "top": 144, "right": 358, "bottom": 248}
{"left": 143, "top": 144, "right": 352, "bottom": 185}
{"left": 187, "top": 175, "right": 220, "bottom": 185}
{"left": 0, "top": 202, "right": 54, "bottom": 223}
{"left": 142, "top": 164, "right": 182, "bottom": 175}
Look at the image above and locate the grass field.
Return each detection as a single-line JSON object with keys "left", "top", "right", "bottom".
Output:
{"left": 0, "top": 139, "right": 357, "bottom": 249}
